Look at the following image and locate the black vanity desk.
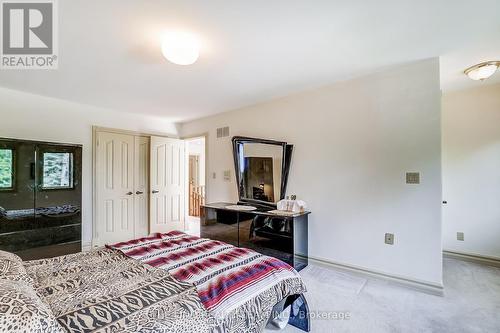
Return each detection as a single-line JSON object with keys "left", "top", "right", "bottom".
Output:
{"left": 201, "top": 202, "right": 309, "bottom": 271}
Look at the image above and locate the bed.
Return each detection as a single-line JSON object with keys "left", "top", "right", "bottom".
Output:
{"left": 0, "top": 230, "right": 309, "bottom": 333}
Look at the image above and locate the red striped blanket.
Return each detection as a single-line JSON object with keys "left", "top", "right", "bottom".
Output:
{"left": 107, "top": 231, "right": 305, "bottom": 321}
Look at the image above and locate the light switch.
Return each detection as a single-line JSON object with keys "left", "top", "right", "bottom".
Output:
{"left": 223, "top": 170, "right": 231, "bottom": 182}
{"left": 212, "top": 172, "right": 216, "bottom": 179}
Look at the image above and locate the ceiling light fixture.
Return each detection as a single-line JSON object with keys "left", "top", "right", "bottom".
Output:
{"left": 464, "top": 61, "right": 500, "bottom": 81}
{"left": 161, "top": 31, "right": 200, "bottom": 66}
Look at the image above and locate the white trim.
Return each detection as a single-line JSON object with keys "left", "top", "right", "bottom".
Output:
{"left": 307, "top": 255, "right": 444, "bottom": 296}
{"left": 82, "top": 241, "right": 92, "bottom": 252}
{"left": 443, "top": 250, "right": 500, "bottom": 268}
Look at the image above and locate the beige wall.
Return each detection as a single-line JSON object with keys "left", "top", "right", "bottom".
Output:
{"left": 181, "top": 58, "right": 443, "bottom": 286}
{"left": 442, "top": 83, "right": 500, "bottom": 259}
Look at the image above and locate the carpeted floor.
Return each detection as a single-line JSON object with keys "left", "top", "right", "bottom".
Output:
{"left": 266, "top": 258, "right": 500, "bottom": 333}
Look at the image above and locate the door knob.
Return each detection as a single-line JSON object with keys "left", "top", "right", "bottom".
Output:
{"left": 152, "top": 190, "right": 159, "bottom": 194}
{"left": 136, "top": 191, "right": 144, "bottom": 195}
{"left": 126, "top": 192, "right": 133, "bottom": 195}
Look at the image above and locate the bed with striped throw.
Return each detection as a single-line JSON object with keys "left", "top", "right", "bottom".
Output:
{"left": 108, "top": 230, "right": 307, "bottom": 332}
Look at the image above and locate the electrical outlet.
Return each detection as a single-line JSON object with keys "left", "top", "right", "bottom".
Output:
{"left": 385, "top": 233, "right": 394, "bottom": 245}
{"left": 457, "top": 232, "right": 464, "bottom": 241}
{"left": 212, "top": 172, "right": 216, "bottom": 179}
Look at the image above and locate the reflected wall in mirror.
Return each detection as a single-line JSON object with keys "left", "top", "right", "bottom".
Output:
{"left": 233, "top": 137, "right": 293, "bottom": 207}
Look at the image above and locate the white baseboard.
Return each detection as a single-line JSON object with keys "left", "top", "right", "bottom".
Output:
{"left": 443, "top": 250, "right": 500, "bottom": 268}
{"left": 307, "top": 255, "right": 444, "bottom": 296}
{"left": 82, "top": 241, "right": 92, "bottom": 252}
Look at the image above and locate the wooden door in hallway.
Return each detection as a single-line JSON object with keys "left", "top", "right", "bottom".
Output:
{"left": 189, "top": 155, "right": 200, "bottom": 186}
{"left": 188, "top": 155, "right": 205, "bottom": 217}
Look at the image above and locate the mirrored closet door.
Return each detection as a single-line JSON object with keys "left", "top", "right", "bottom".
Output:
{"left": 0, "top": 138, "right": 82, "bottom": 260}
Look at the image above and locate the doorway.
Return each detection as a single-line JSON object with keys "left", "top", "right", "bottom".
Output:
{"left": 185, "top": 136, "right": 206, "bottom": 236}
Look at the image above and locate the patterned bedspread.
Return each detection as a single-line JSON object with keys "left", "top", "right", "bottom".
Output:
{"left": 24, "top": 248, "right": 213, "bottom": 333}
{"left": 108, "top": 231, "right": 307, "bottom": 332}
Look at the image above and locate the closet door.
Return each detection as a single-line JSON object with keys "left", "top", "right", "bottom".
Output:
{"left": 150, "top": 137, "right": 185, "bottom": 233}
{"left": 95, "top": 132, "right": 135, "bottom": 244}
{"left": 134, "top": 136, "right": 149, "bottom": 238}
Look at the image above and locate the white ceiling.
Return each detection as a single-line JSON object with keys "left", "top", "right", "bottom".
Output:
{"left": 1, "top": 0, "right": 499, "bottom": 122}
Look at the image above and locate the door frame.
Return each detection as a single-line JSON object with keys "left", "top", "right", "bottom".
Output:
{"left": 91, "top": 126, "right": 176, "bottom": 249}
{"left": 182, "top": 133, "right": 209, "bottom": 222}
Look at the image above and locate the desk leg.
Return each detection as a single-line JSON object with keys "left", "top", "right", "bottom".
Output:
{"left": 236, "top": 211, "right": 240, "bottom": 246}
{"left": 288, "top": 294, "right": 311, "bottom": 332}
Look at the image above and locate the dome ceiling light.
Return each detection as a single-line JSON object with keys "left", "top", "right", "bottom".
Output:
{"left": 464, "top": 61, "right": 500, "bottom": 81}
{"left": 161, "top": 31, "right": 200, "bottom": 66}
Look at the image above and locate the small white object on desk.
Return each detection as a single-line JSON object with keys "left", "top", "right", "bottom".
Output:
{"left": 277, "top": 199, "right": 307, "bottom": 213}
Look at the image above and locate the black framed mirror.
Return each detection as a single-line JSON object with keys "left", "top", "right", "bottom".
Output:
{"left": 232, "top": 136, "right": 293, "bottom": 207}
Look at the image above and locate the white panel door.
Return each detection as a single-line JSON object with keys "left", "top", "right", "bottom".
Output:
{"left": 96, "top": 132, "right": 135, "bottom": 244}
{"left": 150, "top": 136, "right": 185, "bottom": 233}
{"left": 134, "top": 136, "right": 150, "bottom": 238}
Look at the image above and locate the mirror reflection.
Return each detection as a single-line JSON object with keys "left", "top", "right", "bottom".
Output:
{"left": 237, "top": 142, "right": 283, "bottom": 204}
